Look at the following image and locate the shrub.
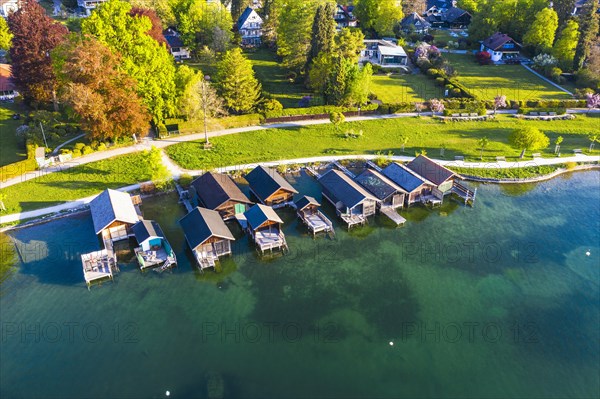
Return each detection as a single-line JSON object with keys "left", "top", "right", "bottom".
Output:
{"left": 565, "top": 162, "right": 577, "bottom": 170}
{"left": 435, "top": 77, "right": 446, "bottom": 86}
{"left": 82, "top": 145, "right": 93, "bottom": 155}
{"left": 259, "top": 98, "right": 283, "bottom": 114}
{"left": 475, "top": 51, "right": 492, "bottom": 65}
{"left": 97, "top": 143, "right": 107, "bottom": 151}
{"left": 73, "top": 142, "right": 85, "bottom": 152}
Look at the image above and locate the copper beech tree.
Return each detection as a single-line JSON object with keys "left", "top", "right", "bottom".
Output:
{"left": 54, "top": 35, "right": 151, "bottom": 141}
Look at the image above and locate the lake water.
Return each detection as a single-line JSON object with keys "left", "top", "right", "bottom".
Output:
{"left": 1, "top": 171, "right": 599, "bottom": 398}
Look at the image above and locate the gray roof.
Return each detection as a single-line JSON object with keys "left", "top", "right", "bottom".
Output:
{"left": 481, "top": 32, "right": 521, "bottom": 51}
{"left": 318, "top": 169, "right": 378, "bottom": 209}
{"left": 244, "top": 166, "right": 298, "bottom": 203}
{"left": 191, "top": 172, "right": 253, "bottom": 210}
{"left": 381, "top": 162, "right": 427, "bottom": 193}
{"left": 443, "top": 6, "right": 470, "bottom": 23}
{"left": 244, "top": 204, "right": 283, "bottom": 231}
{"left": 295, "top": 195, "right": 320, "bottom": 211}
{"left": 179, "top": 207, "right": 235, "bottom": 251}
{"left": 132, "top": 220, "right": 165, "bottom": 244}
{"left": 89, "top": 189, "right": 139, "bottom": 234}
{"left": 355, "top": 168, "right": 408, "bottom": 200}
{"left": 406, "top": 155, "right": 457, "bottom": 186}
{"left": 401, "top": 12, "right": 431, "bottom": 29}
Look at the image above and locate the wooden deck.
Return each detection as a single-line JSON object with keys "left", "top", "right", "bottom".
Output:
{"left": 81, "top": 249, "right": 116, "bottom": 289}
{"left": 340, "top": 213, "right": 367, "bottom": 229}
{"left": 380, "top": 207, "right": 406, "bottom": 226}
{"left": 332, "top": 160, "right": 356, "bottom": 178}
{"left": 135, "top": 246, "right": 176, "bottom": 271}
{"left": 299, "top": 210, "right": 336, "bottom": 238}
{"left": 194, "top": 248, "right": 218, "bottom": 270}
{"left": 253, "top": 230, "right": 289, "bottom": 254}
{"left": 451, "top": 181, "right": 477, "bottom": 206}
{"left": 176, "top": 184, "right": 194, "bottom": 213}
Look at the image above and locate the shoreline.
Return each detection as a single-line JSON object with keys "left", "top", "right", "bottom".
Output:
{"left": 2, "top": 161, "right": 598, "bottom": 233}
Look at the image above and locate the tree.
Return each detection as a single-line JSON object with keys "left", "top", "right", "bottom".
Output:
{"left": 429, "top": 98, "right": 444, "bottom": 114}
{"left": 307, "top": 52, "right": 334, "bottom": 98}
{"left": 231, "top": 0, "right": 252, "bottom": 22}
{"left": 552, "top": 20, "right": 579, "bottom": 70}
{"left": 493, "top": 95, "right": 507, "bottom": 115}
{"left": 354, "top": 0, "right": 403, "bottom": 37}
{"left": 553, "top": 0, "right": 577, "bottom": 28}
{"left": 586, "top": 92, "right": 600, "bottom": 112}
{"left": 476, "top": 51, "right": 492, "bottom": 65}
{"left": 129, "top": 0, "right": 175, "bottom": 26}
{"left": 573, "top": 1, "right": 600, "bottom": 71}
{"left": 0, "top": 17, "right": 12, "bottom": 51}
{"left": 509, "top": 127, "right": 550, "bottom": 158}
{"left": 523, "top": 8, "right": 558, "bottom": 53}
{"left": 82, "top": 0, "right": 178, "bottom": 124}
{"left": 457, "top": 0, "right": 479, "bottom": 13}
{"left": 144, "top": 146, "right": 170, "bottom": 187}
{"left": 130, "top": 7, "right": 167, "bottom": 45}
{"left": 53, "top": 35, "right": 151, "bottom": 141}
{"left": 554, "top": 136, "right": 563, "bottom": 154}
{"left": 171, "top": 0, "right": 233, "bottom": 53}
{"left": 415, "top": 102, "right": 425, "bottom": 116}
{"left": 402, "top": 0, "right": 427, "bottom": 15}
{"left": 216, "top": 48, "right": 261, "bottom": 113}
{"left": 276, "top": 0, "right": 321, "bottom": 72}
{"left": 7, "top": 0, "right": 68, "bottom": 107}
{"left": 478, "top": 137, "right": 489, "bottom": 160}
{"left": 589, "top": 135, "right": 598, "bottom": 152}
{"left": 178, "top": 66, "right": 225, "bottom": 121}
{"left": 329, "top": 111, "right": 345, "bottom": 130}
{"left": 334, "top": 28, "right": 365, "bottom": 64}
{"left": 324, "top": 56, "right": 349, "bottom": 105}
{"left": 261, "top": 0, "right": 279, "bottom": 46}
{"left": 307, "top": 1, "right": 336, "bottom": 67}
{"left": 399, "top": 136, "right": 408, "bottom": 152}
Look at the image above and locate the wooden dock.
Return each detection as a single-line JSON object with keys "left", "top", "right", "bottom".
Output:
{"left": 366, "top": 160, "right": 383, "bottom": 172}
{"left": 304, "top": 166, "right": 321, "bottom": 178}
{"left": 451, "top": 181, "right": 477, "bottom": 206}
{"left": 332, "top": 161, "right": 356, "bottom": 178}
{"left": 176, "top": 184, "right": 194, "bottom": 213}
{"left": 380, "top": 207, "right": 406, "bottom": 226}
{"left": 299, "top": 210, "right": 336, "bottom": 238}
{"left": 81, "top": 249, "right": 116, "bottom": 289}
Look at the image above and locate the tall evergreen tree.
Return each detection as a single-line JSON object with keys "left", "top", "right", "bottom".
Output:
{"left": 276, "top": 0, "right": 322, "bottom": 72}
{"left": 307, "top": 2, "right": 337, "bottom": 67}
{"left": 216, "top": 48, "right": 261, "bottom": 113}
{"left": 573, "top": 1, "right": 600, "bottom": 70}
{"left": 553, "top": 0, "right": 577, "bottom": 28}
{"left": 552, "top": 19, "right": 580, "bottom": 70}
{"left": 523, "top": 8, "right": 559, "bottom": 53}
{"left": 7, "top": 0, "right": 68, "bottom": 107}
{"left": 0, "top": 17, "right": 12, "bottom": 51}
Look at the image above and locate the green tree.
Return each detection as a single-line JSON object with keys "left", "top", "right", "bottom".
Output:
{"left": 553, "top": 0, "right": 576, "bottom": 28}
{"left": 457, "top": 0, "right": 480, "bottom": 13}
{"left": 178, "top": 67, "right": 225, "bottom": 121}
{"left": 307, "top": 1, "right": 336, "bottom": 67}
{"left": 346, "top": 62, "right": 372, "bottom": 106}
{"left": 0, "top": 16, "right": 12, "bottom": 51}
{"left": 216, "top": 48, "right": 261, "bottom": 113}
{"left": 552, "top": 20, "right": 579, "bottom": 70}
{"left": 171, "top": 0, "right": 233, "bottom": 53}
{"left": 478, "top": 137, "right": 489, "bottom": 160}
{"left": 329, "top": 111, "right": 345, "bottom": 130}
{"left": 589, "top": 134, "right": 598, "bottom": 152}
{"left": 354, "top": 0, "right": 403, "bottom": 37}
{"left": 573, "top": 0, "right": 600, "bottom": 71}
{"left": 261, "top": 0, "right": 279, "bottom": 45}
{"left": 509, "top": 127, "right": 550, "bottom": 158}
{"left": 276, "top": 0, "right": 322, "bottom": 72}
{"left": 325, "top": 56, "right": 349, "bottom": 105}
{"left": 334, "top": 28, "right": 365, "bottom": 64}
{"left": 554, "top": 135, "right": 563, "bottom": 154}
{"left": 307, "top": 52, "right": 334, "bottom": 97}
{"left": 144, "top": 146, "right": 170, "bottom": 188}
{"left": 82, "top": 0, "right": 178, "bottom": 124}
{"left": 129, "top": 0, "right": 175, "bottom": 26}
{"left": 523, "top": 8, "right": 558, "bottom": 53}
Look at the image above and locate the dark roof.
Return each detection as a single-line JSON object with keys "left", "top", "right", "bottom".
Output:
{"left": 426, "top": 0, "right": 449, "bottom": 11}
{"left": 355, "top": 168, "right": 407, "bottom": 200}
{"left": 318, "top": 169, "right": 377, "bottom": 209}
{"left": 164, "top": 34, "right": 184, "bottom": 48}
{"left": 444, "top": 6, "right": 470, "bottom": 23}
{"left": 244, "top": 166, "right": 298, "bottom": 203}
{"left": 132, "top": 220, "right": 165, "bottom": 244}
{"left": 237, "top": 6, "right": 255, "bottom": 27}
{"left": 244, "top": 204, "right": 284, "bottom": 231}
{"left": 89, "top": 189, "right": 139, "bottom": 234}
{"left": 401, "top": 12, "right": 431, "bottom": 29}
{"left": 381, "top": 162, "right": 427, "bottom": 193}
{"left": 406, "top": 155, "right": 457, "bottom": 186}
{"left": 295, "top": 195, "right": 320, "bottom": 211}
{"left": 191, "top": 172, "right": 253, "bottom": 210}
{"left": 481, "top": 32, "right": 521, "bottom": 51}
{"left": 179, "top": 207, "right": 235, "bottom": 250}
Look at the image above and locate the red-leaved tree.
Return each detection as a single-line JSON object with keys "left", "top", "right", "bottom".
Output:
{"left": 130, "top": 7, "right": 167, "bottom": 46}
{"left": 8, "top": 0, "right": 68, "bottom": 108}
{"left": 475, "top": 51, "right": 492, "bottom": 65}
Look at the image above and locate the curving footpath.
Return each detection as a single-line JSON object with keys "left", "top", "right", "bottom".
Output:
{"left": 1, "top": 153, "right": 598, "bottom": 227}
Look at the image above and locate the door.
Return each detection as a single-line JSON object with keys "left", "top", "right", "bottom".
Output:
{"left": 234, "top": 203, "right": 246, "bottom": 215}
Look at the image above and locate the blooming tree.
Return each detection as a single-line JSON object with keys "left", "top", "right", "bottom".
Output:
{"left": 493, "top": 95, "right": 507, "bottom": 114}
{"left": 585, "top": 93, "right": 600, "bottom": 112}
{"left": 429, "top": 98, "right": 444, "bottom": 114}
{"left": 532, "top": 53, "right": 558, "bottom": 69}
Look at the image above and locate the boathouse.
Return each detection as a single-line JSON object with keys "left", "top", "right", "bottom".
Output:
{"left": 355, "top": 168, "right": 407, "bottom": 210}
{"left": 190, "top": 172, "right": 253, "bottom": 220}
{"left": 180, "top": 207, "right": 235, "bottom": 270}
{"left": 132, "top": 220, "right": 176, "bottom": 270}
{"left": 295, "top": 195, "right": 335, "bottom": 237}
{"left": 89, "top": 189, "right": 140, "bottom": 243}
{"left": 244, "top": 165, "right": 298, "bottom": 207}
{"left": 406, "top": 155, "right": 459, "bottom": 195}
{"left": 381, "top": 162, "right": 434, "bottom": 206}
{"left": 318, "top": 169, "right": 377, "bottom": 228}
{"left": 244, "top": 204, "right": 288, "bottom": 253}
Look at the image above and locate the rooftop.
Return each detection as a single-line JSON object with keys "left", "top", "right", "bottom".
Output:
{"left": 179, "top": 207, "right": 235, "bottom": 251}
{"left": 295, "top": 195, "right": 320, "bottom": 212}
{"left": 244, "top": 166, "right": 298, "bottom": 203}
{"left": 191, "top": 172, "right": 253, "bottom": 210}
{"left": 355, "top": 168, "right": 407, "bottom": 200}
{"left": 318, "top": 169, "right": 377, "bottom": 209}
{"left": 89, "top": 189, "right": 139, "bottom": 234}
{"left": 381, "top": 162, "right": 427, "bottom": 193}
{"left": 132, "top": 220, "right": 165, "bottom": 244}
{"left": 406, "top": 155, "right": 458, "bottom": 186}
{"left": 244, "top": 204, "right": 283, "bottom": 231}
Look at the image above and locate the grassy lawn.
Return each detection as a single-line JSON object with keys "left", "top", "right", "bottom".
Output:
{"left": 0, "top": 152, "right": 153, "bottom": 215}
{"left": 0, "top": 103, "right": 27, "bottom": 167}
{"left": 371, "top": 73, "right": 440, "bottom": 103}
{"left": 445, "top": 53, "right": 572, "bottom": 101}
{"left": 245, "top": 48, "right": 313, "bottom": 108}
{"left": 166, "top": 114, "right": 600, "bottom": 170}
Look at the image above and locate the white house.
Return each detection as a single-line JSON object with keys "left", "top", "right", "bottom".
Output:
{"left": 163, "top": 28, "right": 191, "bottom": 60}
{"left": 77, "top": 0, "right": 108, "bottom": 16}
{"left": 334, "top": 4, "right": 357, "bottom": 30}
{"left": 237, "top": 7, "right": 263, "bottom": 46}
{"left": 360, "top": 40, "right": 408, "bottom": 68}
{"left": 480, "top": 32, "right": 522, "bottom": 63}
{"left": 0, "top": 0, "right": 19, "bottom": 18}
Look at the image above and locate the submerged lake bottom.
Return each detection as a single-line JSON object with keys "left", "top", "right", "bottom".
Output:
{"left": 1, "top": 171, "right": 599, "bottom": 398}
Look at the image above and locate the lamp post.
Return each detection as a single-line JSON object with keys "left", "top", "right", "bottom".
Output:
{"left": 202, "top": 75, "right": 211, "bottom": 148}
{"left": 358, "top": 106, "right": 361, "bottom": 117}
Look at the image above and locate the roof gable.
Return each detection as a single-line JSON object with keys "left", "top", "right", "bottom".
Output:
{"left": 245, "top": 166, "right": 298, "bottom": 202}
{"left": 355, "top": 168, "right": 407, "bottom": 200}
{"left": 381, "top": 162, "right": 427, "bottom": 192}
{"left": 179, "top": 207, "right": 235, "bottom": 250}
{"left": 132, "top": 220, "right": 164, "bottom": 244}
{"left": 481, "top": 32, "right": 521, "bottom": 51}
{"left": 318, "top": 169, "right": 377, "bottom": 208}
{"left": 191, "top": 172, "right": 252, "bottom": 210}
{"left": 244, "top": 204, "right": 284, "bottom": 231}
{"left": 295, "top": 195, "right": 320, "bottom": 211}
{"left": 406, "top": 155, "right": 457, "bottom": 186}
{"left": 444, "top": 6, "right": 470, "bottom": 23}
{"left": 238, "top": 7, "right": 263, "bottom": 28}
{"left": 89, "top": 189, "right": 139, "bottom": 234}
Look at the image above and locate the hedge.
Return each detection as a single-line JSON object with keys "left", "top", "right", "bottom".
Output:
{"left": 0, "top": 142, "right": 37, "bottom": 182}
{"left": 517, "top": 107, "right": 567, "bottom": 115}
{"left": 263, "top": 104, "right": 378, "bottom": 119}
{"left": 160, "top": 114, "right": 263, "bottom": 138}
{"left": 509, "top": 99, "right": 586, "bottom": 109}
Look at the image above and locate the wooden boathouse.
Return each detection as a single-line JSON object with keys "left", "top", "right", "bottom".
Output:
{"left": 381, "top": 162, "right": 435, "bottom": 206}
{"left": 89, "top": 189, "right": 141, "bottom": 243}
{"left": 132, "top": 220, "right": 177, "bottom": 271}
{"left": 190, "top": 172, "right": 254, "bottom": 220}
{"left": 244, "top": 204, "right": 289, "bottom": 254}
{"left": 318, "top": 169, "right": 378, "bottom": 229}
{"left": 294, "top": 195, "right": 335, "bottom": 237}
{"left": 355, "top": 168, "right": 408, "bottom": 226}
{"left": 179, "top": 207, "right": 235, "bottom": 271}
{"left": 244, "top": 165, "right": 298, "bottom": 207}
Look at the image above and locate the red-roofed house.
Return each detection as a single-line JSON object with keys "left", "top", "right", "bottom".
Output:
{"left": 0, "top": 64, "right": 18, "bottom": 100}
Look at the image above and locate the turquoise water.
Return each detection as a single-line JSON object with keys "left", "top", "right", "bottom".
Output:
{"left": 1, "top": 171, "right": 599, "bottom": 398}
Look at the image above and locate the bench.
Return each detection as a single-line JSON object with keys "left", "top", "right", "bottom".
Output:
{"left": 539, "top": 112, "right": 548, "bottom": 116}
{"left": 451, "top": 113, "right": 460, "bottom": 117}
{"left": 573, "top": 149, "right": 583, "bottom": 154}
{"left": 470, "top": 113, "right": 478, "bottom": 117}
{"left": 460, "top": 113, "right": 469, "bottom": 117}
{"left": 454, "top": 155, "right": 464, "bottom": 161}
{"left": 529, "top": 112, "right": 539, "bottom": 116}
{"left": 549, "top": 112, "right": 556, "bottom": 116}
{"left": 532, "top": 153, "right": 541, "bottom": 158}
{"left": 496, "top": 156, "right": 506, "bottom": 162}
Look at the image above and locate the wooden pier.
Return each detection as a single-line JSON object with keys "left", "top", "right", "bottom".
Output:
{"left": 366, "top": 160, "right": 383, "bottom": 172}
{"left": 380, "top": 207, "right": 406, "bottom": 226}
{"left": 304, "top": 166, "right": 321, "bottom": 178}
{"left": 451, "top": 181, "right": 477, "bottom": 206}
{"left": 339, "top": 212, "right": 367, "bottom": 229}
{"left": 295, "top": 196, "right": 335, "bottom": 238}
{"left": 176, "top": 184, "right": 194, "bottom": 213}
{"left": 81, "top": 249, "right": 117, "bottom": 289}
{"left": 332, "top": 160, "right": 356, "bottom": 178}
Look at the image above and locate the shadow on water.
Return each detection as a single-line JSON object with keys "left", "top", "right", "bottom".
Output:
{"left": 499, "top": 183, "right": 537, "bottom": 197}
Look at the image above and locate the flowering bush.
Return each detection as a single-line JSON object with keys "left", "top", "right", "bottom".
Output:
{"left": 532, "top": 53, "right": 558, "bottom": 69}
